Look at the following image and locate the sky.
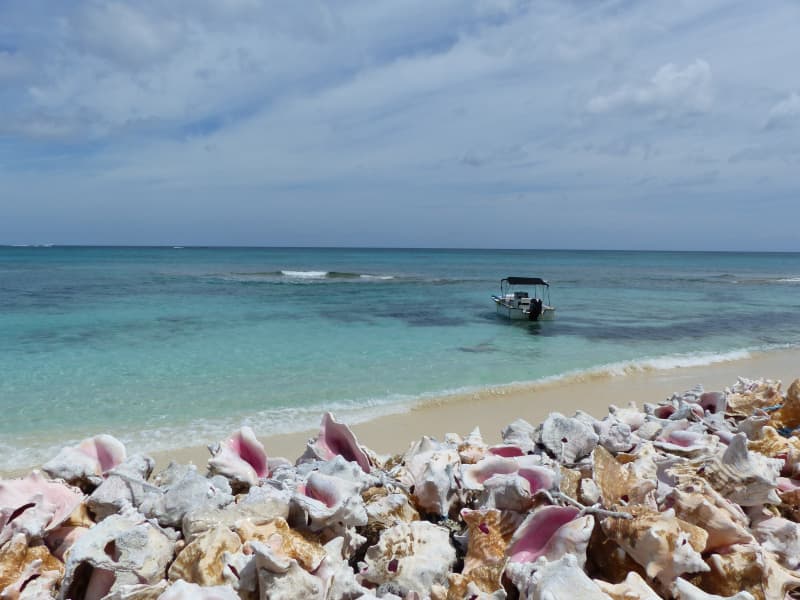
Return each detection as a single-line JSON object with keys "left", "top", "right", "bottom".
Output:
{"left": 1, "top": 0, "right": 799, "bottom": 250}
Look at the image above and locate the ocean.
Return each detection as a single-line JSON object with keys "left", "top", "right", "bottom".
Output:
{"left": 2, "top": 246, "right": 800, "bottom": 470}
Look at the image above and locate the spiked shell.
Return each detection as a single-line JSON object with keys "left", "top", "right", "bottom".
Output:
{"left": 600, "top": 506, "right": 708, "bottom": 584}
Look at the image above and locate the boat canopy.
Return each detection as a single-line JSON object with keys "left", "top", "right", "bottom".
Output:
{"left": 502, "top": 277, "right": 549, "bottom": 287}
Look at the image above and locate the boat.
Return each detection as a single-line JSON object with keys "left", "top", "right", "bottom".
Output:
{"left": 491, "top": 277, "right": 556, "bottom": 321}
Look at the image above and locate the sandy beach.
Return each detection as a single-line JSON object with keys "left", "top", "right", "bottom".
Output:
{"left": 148, "top": 346, "right": 800, "bottom": 472}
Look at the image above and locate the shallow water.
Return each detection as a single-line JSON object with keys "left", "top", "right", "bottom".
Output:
{"left": 2, "top": 246, "right": 800, "bottom": 469}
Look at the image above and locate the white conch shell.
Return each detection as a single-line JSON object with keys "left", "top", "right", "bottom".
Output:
{"left": 500, "top": 419, "right": 538, "bottom": 453}
{"left": 751, "top": 512, "right": 800, "bottom": 569}
{"left": 594, "top": 571, "right": 661, "bottom": 600}
{"left": 42, "top": 434, "right": 127, "bottom": 488}
{"left": 139, "top": 462, "right": 234, "bottom": 528}
{"left": 537, "top": 413, "right": 599, "bottom": 464}
{"left": 182, "top": 483, "right": 291, "bottom": 543}
{"left": 593, "top": 415, "right": 635, "bottom": 453}
{"left": 0, "top": 471, "right": 83, "bottom": 545}
{"left": 398, "top": 437, "right": 460, "bottom": 516}
{"left": 669, "top": 433, "right": 782, "bottom": 507}
{"left": 246, "top": 540, "right": 325, "bottom": 599}
{"left": 600, "top": 507, "right": 709, "bottom": 585}
{"left": 506, "top": 554, "right": 612, "bottom": 600}
{"left": 359, "top": 520, "right": 456, "bottom": 595}
{"left": 208, "top": 426, "right": 268, "bottom": 489}
{"left": 157, "top": 579, "right": 239, "bottom": 599}
{"left": 60, "top": 510, "right": 176, "bottom": 600}
{"left": 86, "top": 454, "right": 154, "bottom": 522}
{"left": 671, "top": 577, "right": 755, "bottom": 600}
{"left": 314, "top": 537, "right": 372, "bottom": 600}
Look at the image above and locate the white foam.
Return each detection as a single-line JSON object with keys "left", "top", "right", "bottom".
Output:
{"left": 777, "top": 277, "right": 800, "bottom": 283}
{"left": 280, "top": 270, "right": 329, "bottom": 279}
{"left": 360, "top": 274, "right": 395, "bottom": 280}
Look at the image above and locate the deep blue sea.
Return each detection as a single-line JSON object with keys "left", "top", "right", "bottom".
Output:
{"left": 2, "top": 246, "right": 800, "bottom": 470}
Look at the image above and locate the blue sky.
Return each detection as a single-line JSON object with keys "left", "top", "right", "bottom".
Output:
{"left": 1, "top": 0, "right": 799, "bottom": 250}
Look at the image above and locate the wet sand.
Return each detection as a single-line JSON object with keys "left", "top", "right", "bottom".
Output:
{"left": 150, "top": 347, "right": 800, "bottom": 471}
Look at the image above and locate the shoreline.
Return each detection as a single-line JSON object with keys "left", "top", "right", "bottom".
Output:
{"left": 4, "top": 346, "right": 800, "bottom": 478}
{"left": 148, "top": 345, "right": 800, "bottom": 473}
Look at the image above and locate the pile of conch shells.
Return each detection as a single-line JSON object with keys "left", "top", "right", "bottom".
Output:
{"left": 5, "top": 377, "right": 800, "bottom": 599}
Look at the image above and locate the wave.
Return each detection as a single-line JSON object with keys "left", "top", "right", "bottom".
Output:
{"left": 214, "top": 270, "right": 397, "bottom": 283}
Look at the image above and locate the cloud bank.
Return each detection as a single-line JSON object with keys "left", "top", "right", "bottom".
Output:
{"left": 1, "top": 0, "right": 799, "bottom": 250}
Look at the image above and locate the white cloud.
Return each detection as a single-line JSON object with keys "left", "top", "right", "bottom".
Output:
{"left": 2, "top": 0, "right": 800, "bottom": 249}
{"left": 587, "top": 59, "right": 713, "bottom": 117}
{"left": 765, "top": 92, "right": 800, "bottom": 129}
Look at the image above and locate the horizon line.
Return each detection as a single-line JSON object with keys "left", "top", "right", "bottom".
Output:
{"left": 2, "top": 243, "right": 799, "bottom": 254}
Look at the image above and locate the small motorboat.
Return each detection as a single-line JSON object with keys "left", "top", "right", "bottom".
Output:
{"left": 491, "top": 277, "right": 555, "bottom": 321}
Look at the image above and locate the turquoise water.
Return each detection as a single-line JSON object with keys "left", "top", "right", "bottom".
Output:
{"left": 2, "top": 247, "right": 800, "bottom": 469}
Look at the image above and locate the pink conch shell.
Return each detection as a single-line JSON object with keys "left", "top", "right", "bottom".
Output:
{"left": 42, "top": 434, "right": 126, "bottom": 486}
{"left": 506, "top": 505, "right": 592, "bottom": 566}
{"left": 306, "top": 412, "right": 371, "bottom": 472}
{"left": 0, "top": 471, "right": 83, "bottom": 545}
{"left": 462, "top": 455, "right": 556, "bottom": 494}
{"left": 208, "top": 426, "right": 268, "bottom": 487}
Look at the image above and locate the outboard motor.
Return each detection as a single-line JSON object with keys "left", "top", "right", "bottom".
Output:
{"left": 528, "top": 298, "right": 543, "bottom": 321}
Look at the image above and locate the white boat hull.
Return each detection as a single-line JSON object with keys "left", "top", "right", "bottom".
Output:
{"left": 493, "top": 301, "right": 556, "bottom": 321}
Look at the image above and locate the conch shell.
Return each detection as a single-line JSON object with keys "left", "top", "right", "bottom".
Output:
{"left": 600, "top": 506, "right": 708, "bottom": 584}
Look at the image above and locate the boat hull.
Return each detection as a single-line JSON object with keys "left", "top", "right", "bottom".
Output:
{"left": 493, "top": 301, "right": 556, "bottom": 321}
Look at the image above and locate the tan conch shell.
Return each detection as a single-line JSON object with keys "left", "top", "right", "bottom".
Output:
{"left": 168, "top": 524, "right": 242, "bottom": 586}
{"left": 726, "top": 378, "right": 782, "bottom": 417}
{"left": 669, "top": 433, "right": 781, "bottom": 507}
{"left": 457, "top": 428, "right": 489, "bottom": 464}
{"left": 0, "top": 533, "right": 63, "bottom": 593}
{"left": 667, "top": 486, "right": 753, "bottom": 551}
{"left": 446, "top": 508, "right": 519, "bottom": 599}
{"left": 692, "top": 542, "right": 800, "bottom": 600}
{"left": 559, "top": 466, "right": 582, "bottom": 501}
{"left": 601, "top": 506, "right": 708, "bottom": 584}
{"left": 768, "top": 378, "right": 800, "bottom": 430}
{"left": 235, "top": 517, "right": 326, "bottom": 572}
{"left": 361, "top": 486, "right": 419, "bottom": 548}
{"left": 593, "top": 445, "right": 655, "bottom": 507}
{"left": 747, "top": 425, "right": 800, "bottom": 461}
{"left": 594, "top": 571, "right": 661, "bottom": 600}
{"left": 586, "top": 522, "right": 647, "bottom": 585}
